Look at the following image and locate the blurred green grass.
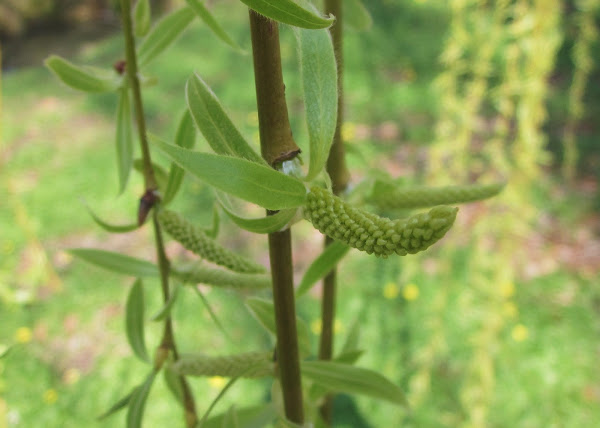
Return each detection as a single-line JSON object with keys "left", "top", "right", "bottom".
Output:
{"left": 1, "top": 1, "right": 599, "bottom": 427}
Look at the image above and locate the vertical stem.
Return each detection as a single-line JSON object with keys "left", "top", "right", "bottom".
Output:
{"left": 249, "top": 10, "right": 304, "bottom": 424}
{"left": 320, "top": 0, "right": 349, "bottom": 424}
{"left": 120, "top": 1, "right": 196, "bottom": 426}
{"left": 120, "top": 0, "right": 157, "bottom": 190}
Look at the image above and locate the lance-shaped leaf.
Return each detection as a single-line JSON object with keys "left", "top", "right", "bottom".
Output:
{"left": 127, "top": 371, "right": 156, "bottom": 428}
{"left": 301, "top": 360, "right": 408, "bottom": 406}
{"left": 245, "top": 298, "right": 311, "bottom": 356}
{"left": 216, "top": 191, "right": 296, "bottom": 234}
{"left": 202, "top": 404, "right": 277, "bottom": 428}
{"left": 150, "top": 135, "right": 307, "bottom": 210}
{"left": 137, "top": 7, "right": 195, "bottom": 67}
{"left": 239, "top": 0, "right": 334, "bottom": 29}
{"left": 296, "top": 241, "right": 349, "bottom": 297}
{"left": 163, "top": 367, "right": 184, "bottom": 407}
{"left": 134, "top": 0, "right": 151, "bottom": 37}
{"left": 186, "top": 73, "right": 264, "bottom": 164}
{"left": 69, "top": 249, "right": 159, "bottom": 277}
{"left": 186, "top": 0, "right": 243, "bottom": 51}
{"left": 83, "top": 202, "right": 138, "bottom": 233}
{"left": 116, "top": 89, "right": 134, "bottom": 194}
{"left": 45, "top": 55, "right": 122, "bottom": 92}
{"left": 150, "top": 282, "right": 181, "bottom": 321}
{"left": 97, "top": 391, "right": 134, "bottom": 420}
{"left": 126, "top": 279, "right": 150, "bottom": 363}
{"left": 345, "top": 0, "right": 373, "bottom": 31}
{"left": 193, "top": 287, "right": 234, "bottom": 343}
{"left": 163, "top": 111, "right": 196, "bottom": 205}
{"left": 205, "top": 203, "right": 220, "bottom": 239}
{"left": 294, "top": 27, "right": 337, "bottom": 181}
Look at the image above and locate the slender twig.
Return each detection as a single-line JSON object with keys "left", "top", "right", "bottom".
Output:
{"left": 249, "top": 10, "right": 304, "bottom": 424}
{"left": 319, "top": 0, "right": 350, "bottom": 424}
{"left": 120, "top": 1, "right": 197, "bottom": 426}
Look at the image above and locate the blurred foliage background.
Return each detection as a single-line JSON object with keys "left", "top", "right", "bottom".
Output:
{"left": 1, "top": 0, "right": 599, "bottom": 427}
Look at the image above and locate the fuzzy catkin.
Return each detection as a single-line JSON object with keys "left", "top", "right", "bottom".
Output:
{"left": 171, "top": 263, "right": 270, "bottom": 290}
{"left": 171, "top": 351, "right": 273, "bottom": 378}
{"left": 305, "top": 186, "right": 457, "bottom": 258}
{"left": 158, "top": 210, "right": 266, "bottom": 274}
{"left": 369, "top": 181, "right": 505, "bottom": 210}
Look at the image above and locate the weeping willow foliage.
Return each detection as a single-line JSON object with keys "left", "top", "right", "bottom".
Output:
{"left": 563, "top": 0, "right": 599, "bottom": 179}
{"left": 416, "top": 0, "right": 564, "bottom": 425}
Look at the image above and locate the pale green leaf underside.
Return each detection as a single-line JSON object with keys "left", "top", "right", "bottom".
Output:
{"left": 134, "top": 0, "right": 151, "bottom": 37}
{"left": 126, "top": 279, "right": 150, "bottom": 363}
{"left": 163, "top": 110, "right": 197, "bottom": 205}
{"left": 45, "top": 55, "right": 121, "bottom": 93}
{"left": 69, "top": 248, "right": 159, "bottom": 277}
{"left": 127, "top": 371, "right": 156, "bottom": 428}
{"left": 216, "top": 191, "right": 296, "bottom": 234}
{"left": 150, "top": 135, "right": 307, "bottom": 210}
{"left": 116, "top": 89, "right": 134, "bottom": 194}
{"left": 240, "top": 0, "right": 334, "bottom": 29}
{"left": 345, "top": 0, "right": 373, "bottom": 31}
{"left": 186, "top": 0, "right": 243, "bottom": 50}
{"left": 296, "top": 241, "right": 349, "bottom": 297}
{"left": 186, "top": 73, "right": 264, "bottom": 164}
{"left": 301, "top": 360, "right": 408, "bottom": 406}
{"left": 295, "top": 27, "right": 337, "bottom": 181}
{"left": 137, "top": 7, "right": 195, "bottom": 67}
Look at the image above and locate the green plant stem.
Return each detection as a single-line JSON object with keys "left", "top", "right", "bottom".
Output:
{"left": 120, "top": 0, "right": 157, "bottom": 190}
{"left": 249, "top": 9, "right": 304, "bottom": 424}
{"left": 320, "top": 0, "right": 349, "bottom": 424}
{"left": 120, "top": 1, "right": 197, "bottom": 426}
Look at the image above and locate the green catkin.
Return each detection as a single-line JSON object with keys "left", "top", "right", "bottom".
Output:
{"left": 170, "top": 351, "right": 273, "bottom": 378}
{"left": 368, "top": 181, "right": 505, "bottom": 210}
{"left": 158, "top": 210, "right": 266, "bottom": 274}
{"left": 171, "top": 263, "right": 271, "bottom": 290}
{"left": 305, "top": 187, "right": 457, "bottom": 258}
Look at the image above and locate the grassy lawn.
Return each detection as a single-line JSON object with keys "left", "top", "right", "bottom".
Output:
{"left": 2, "top": 1, "right": 599, "bottom": 427}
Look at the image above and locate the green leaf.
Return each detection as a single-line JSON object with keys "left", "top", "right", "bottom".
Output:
{"left": 340, "top": 319, "right": 360, "bottom": 355}
{"left": 45, "top": 55, "right": 121, "bottom": 92}
{"left": 150, "top": 282, "right": 181, "bottom": 321}
{"left": 193, "top": 287, "right": 234, "bottom": 343}
{"left": 83, "top": 202, "right": 138, "bottom": 233}
{"left": 97, "top": 391, "right": 134, "bottom": 420}
{"left": 216, "top": 191, "right": 296, "bottom": 234}
{"left": 345, "top": 0, "right": 372, "bottom": 31}
{"left": 116, "top": 89, "right": 134, "bottom": 194}
{"left": 186, "top": 0, "right": 243, "bottom": 51}
{"left": 240, "top": 0, "right": 335, "bottom": 29}
{"left": 137, "top": 7, "right": 195, "bottom": 68}
{"left": 202, "top": 404, "right": 277, "bottom": 428}
{"left": 163, "top": 367, "right": 185, "bottom": 407}
{"left": 163, "top": 111, "right": 196, "bottom": 205}
{"left": 134, "top": 0, "right": 151, "bottom": 37}
{"left": 199, "top": 376, "right": 241, "bottom": 427}
{"left": 296, "top": 241, "right": 349, "bottom": 297}
{"left": 301, "top": 361, "right": 408, "bottom": 406}
{"left": 186, "top": 73, "right": 264, "bottom": 164}
{"left": 150, "top": 135, "right": 307, "bottom": 210}
{"left": 245, "top": 298, "right": 311, "bottom": 356}
{"left": 334, "top": 349, "right": 364, "bottom": 365}
{"left": 69, "top": 249, "right": 159, "bottom": 277}
{"left": 132, "top": 158, "right": 169, "bottom": 190}
{"left": 127, "top": 371, "right": 156, "bottom": 428}
{"left": 126, "top": 279, "right": 150, "bottom": 363}
{"left": 294, "top": 27, "right": 337, "bottom": 181}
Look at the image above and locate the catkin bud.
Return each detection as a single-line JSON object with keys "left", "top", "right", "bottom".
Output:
{"left": 369, "top": 181, "right": 505, "bottom": 210}
{"left": 171, "top": 263, "right": 271, "bottom": 290}
{"left": 305, "top": 186, "right": 457, "bottom": 257}
{"left": 158, "top": 210, "right": 266, "bottom": 274}
{"left": 170, "top": 351, "right": 273, "bottom": 378}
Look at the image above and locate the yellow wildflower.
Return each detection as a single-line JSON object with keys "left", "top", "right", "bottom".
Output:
{"left": 402, "top": 283, "right": 419, "bottom": 301}
{"left": 208, "top": 376, "right": 226, "bottom": 389}
{"left": 511, "top": 324, "right": 529, "bottom": 342}
{"left": 500, "top": 282, "right": 515, "bottom": 298}
{"left": 43, "top": 389, "right": 58, "bottom": 404}
{"left": 383, "top": 282, "right": 400, "bottom": 300}
{"left": 15, "top": 327, "right": 32, "bottom": 344}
